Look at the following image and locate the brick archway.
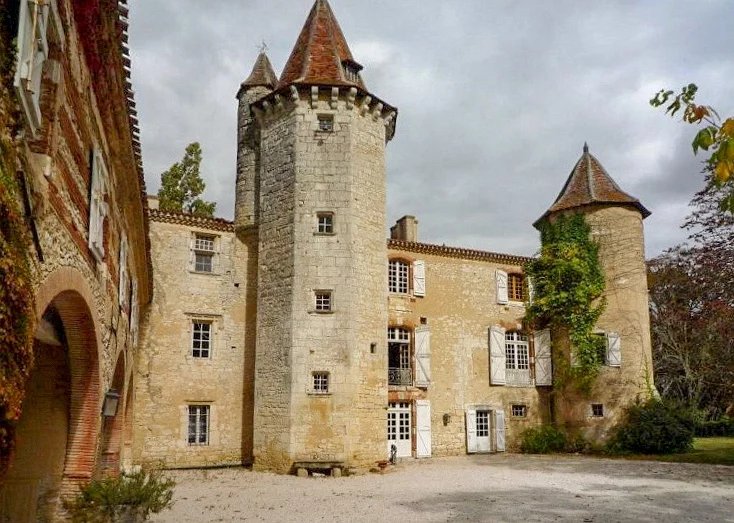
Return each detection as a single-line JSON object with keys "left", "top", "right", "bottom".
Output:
{"left": 33, "top": 268, "right": 103, "bottom": 495}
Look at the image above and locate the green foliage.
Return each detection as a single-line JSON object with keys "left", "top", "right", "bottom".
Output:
{"left": 694, "top": 417, "right": 734, "bottom": 438}
{"left": 608, "top": 399, "right": 695, "bottom": 455}
{"left": 0, "top": 0, "right": 35, "bottom": 475}
{"left": 519, "top": 425, "right": 567, "bottom": 454}
{"left": 157, "top": 142, "right": 216, "bottom": 217}
{"left": 650, "top": 83, "right": 734, "bottom": 212}
{"left": 65, "top": 469, "right": 175, "bottom": 522}
{"left": 525, "top": 214, "right": 606, "bottom": 392}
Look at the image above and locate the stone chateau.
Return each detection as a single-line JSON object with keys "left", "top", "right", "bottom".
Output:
{"left": 0, "top": 0, "right": 653, "bottom": 519}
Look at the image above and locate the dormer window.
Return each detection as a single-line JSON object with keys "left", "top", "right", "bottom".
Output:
{"left": 342, "top": 60, "right": 362, "bottom": 83}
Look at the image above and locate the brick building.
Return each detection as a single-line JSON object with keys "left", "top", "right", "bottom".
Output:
{"left": 0, "top": 0, "right": 150, "bottom": 520}
{"left": 133, "top": 0, "right": 654, "bottom": 476}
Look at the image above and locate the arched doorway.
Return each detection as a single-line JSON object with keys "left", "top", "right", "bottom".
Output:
{"left": 0, "top": 283, "right": 101, "bottom": 522}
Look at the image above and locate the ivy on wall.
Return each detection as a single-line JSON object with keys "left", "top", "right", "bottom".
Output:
{"left": 525, "top": 213, "right": 606, "bottom": 393}
{"left": 0, "top": 0, "right": 36, "bottom": 477}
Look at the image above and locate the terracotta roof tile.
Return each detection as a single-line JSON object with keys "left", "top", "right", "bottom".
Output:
{"left": 242, "top": 52, "right": 278, "bottom": 90}
{"left": 277, "top": 0, "right": 365, "bottom": 90}
{"left": 535, "top": 144, "right": 651, "bottom": 227}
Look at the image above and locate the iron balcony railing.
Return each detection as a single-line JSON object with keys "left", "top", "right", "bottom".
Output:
{"left": 388, "top": 367, "right": 412, "bottom": 386}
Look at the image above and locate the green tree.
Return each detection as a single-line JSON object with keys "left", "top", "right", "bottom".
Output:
{"left": 650, "top": 84, "right": 734, "bottom": 212}
{"left": 157, "top": 142, "right": 216, "bottom": 217}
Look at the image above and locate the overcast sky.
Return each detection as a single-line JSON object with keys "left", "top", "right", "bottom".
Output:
{"left": 128, "top": 0, "right": 733, "bottom": 258}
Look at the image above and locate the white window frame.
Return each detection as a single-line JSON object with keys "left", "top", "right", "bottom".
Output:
{"left": 88, "top": 148, "right": 108, "bottom": 262}
{"left": 511, "top": 404, "right": 527, "bottom": 418}
{"left": 192, "top": 233, "right": 217, "bottom": 273}
{"left": 388, "top": 259, "right": 409, "bottom": 294}
{"left": 118, "top": 234, "right": 129, "bottom": 308}
{"left": 191, "top": 320, "right": 213, "bottom": 359}
{"left": 312, "top": 372, "right": 330, "bottom": 394}
{"left": 388, "top": 327, "right": 411, "bottom": 386}
{"left": 187, "top": 404, "right": 210, "bottom": 445}
{"left": 504, "top": 331, "right": 531, "bottom": 387}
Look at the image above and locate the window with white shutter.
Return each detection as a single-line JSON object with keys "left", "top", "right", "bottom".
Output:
{"left": 414, "top": 326, "right": 431, "bottom": 387}
{"left": 534, "top": 329, "right": 552, "bottom": 386}
{"left": 14, "top": 0, "right": 64, "bottom": 136}
{"left": 130, "top": 278, "right": 139, "bottom": 346}
{"left": 413, "top": 260, "right": 426, "bottom": 297}
{"left": 494, "top": 410, "right": 506, "bottom": 452}
{"left": 489, "top": 326, "right": 506, "bottom": 385}
{"left": 495, "top": 270, "right": 508, "bottom": 305}
{"left": 415, "top": 400, "right": 431, "bottom": 458}
{"left": 465, "top": 408, "right": 478, "bottom": 453}
{"left": 88, "top": 148, "right": 108, "bottom": 261}
{"left": 118, "top": 235, "right": 129, "bottom": 308}
{"left": 606, "top": 332, "right": 621, "bottom": 367}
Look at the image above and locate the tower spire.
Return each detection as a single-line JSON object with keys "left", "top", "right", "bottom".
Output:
{"left": 277, "top": 0, "right": 365, "bottom": 90}
{"left": 241, "top": 51, "right": 278, "bottom": 91}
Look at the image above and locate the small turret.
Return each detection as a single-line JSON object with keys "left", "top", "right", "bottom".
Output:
{"left": 234, "top": 52, "right": 277, "bottom": 228}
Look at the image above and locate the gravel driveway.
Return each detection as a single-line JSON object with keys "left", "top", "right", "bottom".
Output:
{"left": 152, "top": 454, "right": 734, "bottom": 522}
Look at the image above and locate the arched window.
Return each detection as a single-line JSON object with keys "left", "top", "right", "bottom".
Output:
{"left": 388, "top": 259, "right": 409, "bottom": 294}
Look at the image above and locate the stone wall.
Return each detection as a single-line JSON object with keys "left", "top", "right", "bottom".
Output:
{"left": 133, "top": 215, "right": 250, "bottom": 468}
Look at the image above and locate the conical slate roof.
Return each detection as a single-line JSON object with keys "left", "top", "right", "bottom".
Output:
{"left": 241, "top": 52, "right": 278, "bottom": 90}
{"left": 534, "top": 144, "right": 650, "bottom": 227}
{"left": 277, "top": 0, "right": 365, "bottom": 90}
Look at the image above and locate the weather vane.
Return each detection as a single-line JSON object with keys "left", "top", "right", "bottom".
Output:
{"left": 257, "top": 40, "right": 268, "bottom": 53}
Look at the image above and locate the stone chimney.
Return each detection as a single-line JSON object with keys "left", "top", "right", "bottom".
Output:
{"left": 390, "top": 215, "right": 418, "bottom": 242}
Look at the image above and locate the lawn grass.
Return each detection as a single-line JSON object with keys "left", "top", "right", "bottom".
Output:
{"left": 639, "top": 437, "right": 734, "bottom": 466}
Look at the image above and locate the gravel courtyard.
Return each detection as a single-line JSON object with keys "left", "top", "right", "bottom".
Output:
{"left": 152, "top": 454, "right": 734, "bottom": 522}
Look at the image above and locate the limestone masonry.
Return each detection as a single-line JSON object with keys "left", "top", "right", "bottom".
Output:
{"left": 134, "top": 0, "right": 654, "bottom": 475}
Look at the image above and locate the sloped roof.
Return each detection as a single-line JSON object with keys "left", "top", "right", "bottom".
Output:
{"left": 277, "top": 0, "right": 365, "bottom": 90}
{"left": 242, "top": 52, "right": 278, "bottom": 90}
{"left": 534, "top": 144, "right": 651, "bottom": 227}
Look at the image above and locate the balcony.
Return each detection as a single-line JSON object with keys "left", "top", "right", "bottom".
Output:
{"left": 388, "top": 367, "right": 412, "bottom": 386}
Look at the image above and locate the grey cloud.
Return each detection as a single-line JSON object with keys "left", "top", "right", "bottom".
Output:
{"left": 129, "top": 0, "right": 734, "bottom": 258}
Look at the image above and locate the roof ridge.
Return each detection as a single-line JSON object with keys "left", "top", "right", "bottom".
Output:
{"left": 388, "top": 238, "right": 532, "bottom": 265}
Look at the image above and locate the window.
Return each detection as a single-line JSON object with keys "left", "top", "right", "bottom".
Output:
{"left": 88, "top": 149, "right": 108, "bottom": 261}
{"left": 193, "top": 234, "right": 216, "bottom": 273}
{"left": 315, "top": 291, "right": 332, "bottom": 312}
{"left": 388, "top": 327, "right": 411, "bottom": 386}
{"left": 118, "top": 235, "right": 129, "bottom": 308}
{"left": 130, "top": 279, "right": 139, "bottom": 345}
{"left": 317, "top": 115, "right": 334, "bottom": 132}
{"left": 508, "top": 273, "right": 524, "bottom": 301}
{"left": 14, "top": 0, "right": 62, "bottom": 135}
{"left": 505, "top": 332, "right": 529, "bottom": 370}
{"left": 191, "top": 321, "right": 212, "bottom": 358}
{"left": 187, "top": 405, "right": 210, "bottom": 445}
{"left": 591, "top": 404, "right": 604, "bottom": 417}
{"left": 388, "top": 260, "right": 409, "bottom": 294}
{"left": 511, "top": 405, "right": 527, "bottom": 417}
{"left": 312, "top": 372, "right": 329, "bottom": 394}
{"left": 317, "top": 212, "right": 334, "bottom": 234}
{"left": 476, "top": 410, "right": 490, "bottom": 438}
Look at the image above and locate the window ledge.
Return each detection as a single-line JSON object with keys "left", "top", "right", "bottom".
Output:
{"left": 310, "top": 310, "right": 335, "bottom": 315}
{"left": 313, "top": 232, "right": 336, "bottom": 237}
{"left": 308, "top": 391, "right": 332, "bottom": 396}
{"left": 189, "top": 270, "right": 221, "bottom": 276}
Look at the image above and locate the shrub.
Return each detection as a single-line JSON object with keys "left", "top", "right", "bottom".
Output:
{"left": 608, "top": 399, "right": 694, "bottom": 454}
{"left": 695, "top": 417, "right": 734, "bottom": 437}
{"left": 65, "top": 469, "right": 175, "bottom": 522}
{"left": 520, "top": 425, "right": 567, "bottom": 454}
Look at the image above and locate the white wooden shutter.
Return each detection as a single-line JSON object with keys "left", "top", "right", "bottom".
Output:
{"left": 88, "top": 150, "right": 107, "bottom": 260}
{"left": 466, "top": 408, "right": 478, "bottom": 454}
{"left": 489, "top": 326, "right": 506, "bottom": 385}
{"left": 606, "top": 332, "right": 621, "bottom": 367}
{"left": 416, "top": 400, "right": 432, "bottom": 458}
{"left": 414, "top": 326, "right": 431, "bottom": 387}
{"left": 413, "top": 260, "right": 426, "bottom": 297}
{"left": 534, "top": 328, "right": 552, "bottom": 386}
{"left": 494, "top": 409, "right": 506, "bottom": 452}
{"left": 496, "top": 270, "right": 509, "bottom": 305}
{"left": 130, "top": 278, "right": 139, "bottom": 346}
{"left": 118, "top": 235, "right": 128, "bottom": 307}
{"left": 189, "top": 234, "right": 196, "bottom": 270}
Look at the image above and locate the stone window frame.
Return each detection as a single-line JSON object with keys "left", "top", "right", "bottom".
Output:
{"left": 187, "top": 404, "right": 210, "bottom": 446}
{"left": 314, "top": 290, "right": 333, "bottom": 313}
{"left": 311, "top": 372, "right": 330, "bottom": 395}
{"left": 316, "top": 114, "right": 334, "bottom": 133}
{"left": 590, "top": 403, "right": 605, "bottom": 418}
{"left": 315, "top": 211, "right": 335, "bottom": 235}
{"left": 387, "top": 326, "right": 412, "bottom": 386}
{"left": 511, "top": 404, "right": 527, "bottom": 418}
{"left": 190, "top": 232, "right": 219, "bottom": 274}
{"left": 190, "top": 319, "right": 213, "bottom": 359}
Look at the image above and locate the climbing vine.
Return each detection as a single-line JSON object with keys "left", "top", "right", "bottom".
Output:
{"left": 0, "top": 0, "right": 36, "bottom": 476}
{"left": 525, "top": 214, "right": 606, "bottom": 393}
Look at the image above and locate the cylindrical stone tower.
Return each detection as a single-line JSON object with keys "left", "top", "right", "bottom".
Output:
{"left": 247, "top": 0, "right": 398, "bottom": 472}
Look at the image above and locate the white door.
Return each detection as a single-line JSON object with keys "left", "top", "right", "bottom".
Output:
{"left": 415, "top": 400, "right": 431, "bottom": 458}
{"left": 476, "top": 410, "right": 491, "bottom": 453}
{"left": 387, "top": 402, "right": 411, "bottom": 458}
